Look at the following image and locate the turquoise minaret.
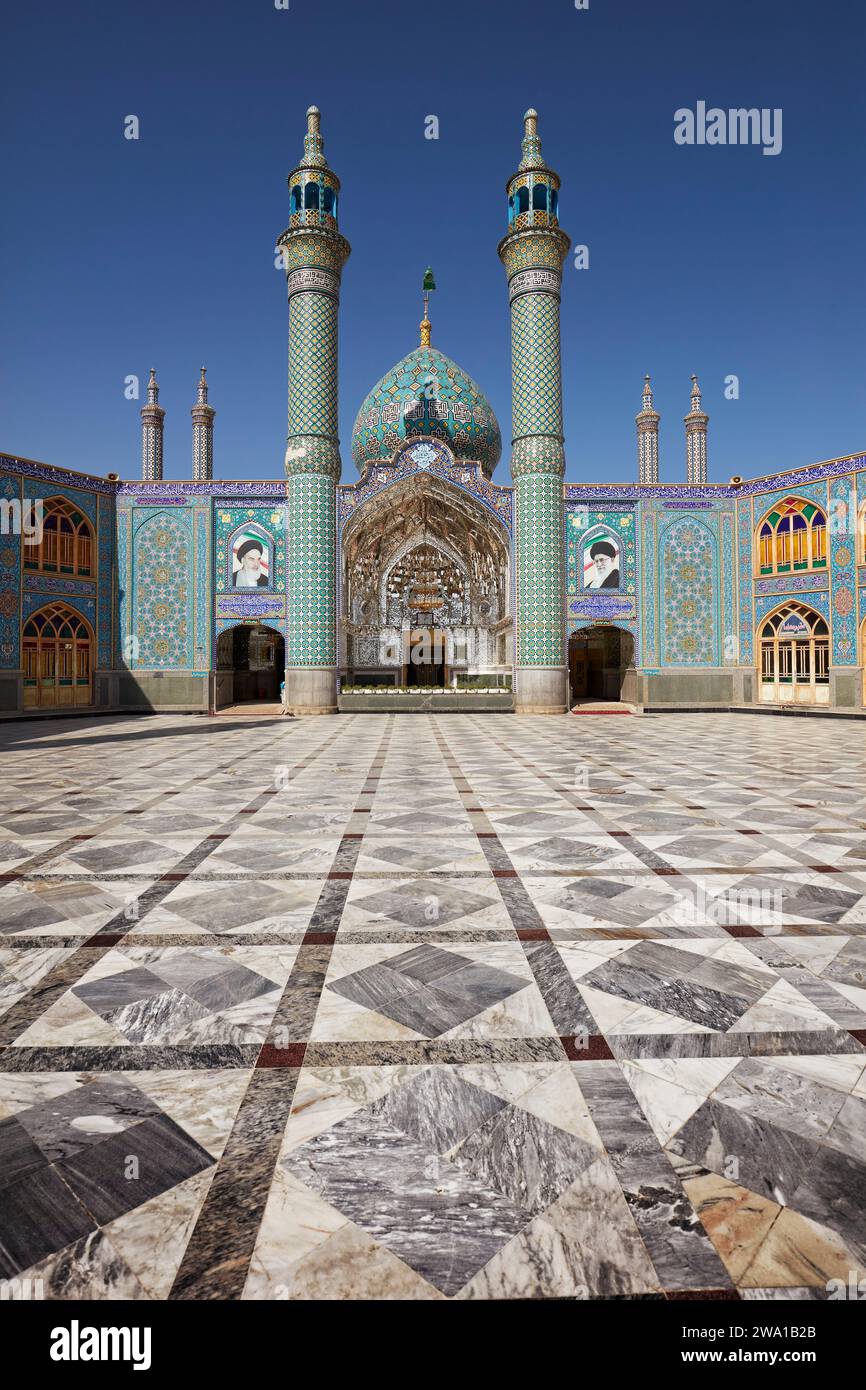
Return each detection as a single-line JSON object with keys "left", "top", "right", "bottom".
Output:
{"left": 277, "top": 106, "right": 350, "bottom": 713}
{"left": 499, "top": 110, "right": 570, "bottom": 712}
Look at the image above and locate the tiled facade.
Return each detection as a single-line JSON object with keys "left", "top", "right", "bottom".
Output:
{"left": 2, "top": 99, "right": 866, "bottom": 1312}
{"left": 0, "top": 107, "right": 864, "bottom": 720}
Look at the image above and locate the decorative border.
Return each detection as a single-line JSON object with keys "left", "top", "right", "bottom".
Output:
{"left": 23, "top": 590, "right": 96, "bottom": 624}
{"left": 0, "top": 472, "right": 21, "bottom": 668}
{"left": 755, "top": 573, "right": 830, "bottom": 596}
{"left": 122, "top": 481, "right": 287, "bottom": 499}
{"left": 830, "top": 474, "right": 857, "bottom": 665}
{"left": 193, "top": 506, "right": 211, "bottom": 673}
{"left": 97, "top": 491, "right": 114, "bottom": 668}
{"left": 0, "top": 454, "right": 117, "bottom": 496}
{"left": 565, "top": 504, "right": 639, "bottom": 659}
{"left": 214, "top": 506, "right": 286, "bottom": 597}
{"left": 722, "top": 511, "right": 736, "bottom": 663}
{"left": 23, "top": 574, "right": 96, "bottom": 597}
{"left": 756, "top": 589, "right": 830, "bottom": 625}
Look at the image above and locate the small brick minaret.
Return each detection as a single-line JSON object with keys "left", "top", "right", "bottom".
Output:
{"left": 685, "top": 374, "right": 709, "bottom": 484}
{"left": 140, "top": 368, "right": 165, "bottom": 481}
{"left": 191, "top": 367, "right": 215, "bottom": 481}
{"left": 636, "top": 375, "right": 660, "bottom": 484}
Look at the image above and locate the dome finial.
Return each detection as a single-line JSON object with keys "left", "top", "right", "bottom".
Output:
{"left": 420, "top": 266, "right": 435, "bottom": 347}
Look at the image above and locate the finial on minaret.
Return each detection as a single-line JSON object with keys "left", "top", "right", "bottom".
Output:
{"left": 636, "top": 374, "right": 660, "bottom": 484}
{"left": 302, "top": 103, "right": 328, "bottom": 168}
{"left": 420, "top": 266, "right": 435, "bottom": 347}
{"left": 140, "top": 367, "right": 165, "bottom": 481}
{"left": 191, "top": 365, "right": 216, "bottom": 481}
{"left": 684, "top": 373, "right": 709, "bottom": 484}
{"left": 519, "top": 108, "right": 547, "bottom": 170}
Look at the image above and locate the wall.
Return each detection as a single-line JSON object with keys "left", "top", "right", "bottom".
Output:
{"left": 0, "top": 455, "right": 115, "bottom": 716}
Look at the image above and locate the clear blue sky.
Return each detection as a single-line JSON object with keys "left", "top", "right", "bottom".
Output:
{"left": 2, "top": 0, "right": 864, "bottom": 486}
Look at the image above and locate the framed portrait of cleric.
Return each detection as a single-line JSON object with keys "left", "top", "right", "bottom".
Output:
{"left": 230, "top": 529, "right": 273, "bottom": 590}
{"left": 583, "top": 533, "right": 621, "bottom": 591}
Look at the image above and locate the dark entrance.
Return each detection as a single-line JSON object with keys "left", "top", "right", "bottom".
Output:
{"left": 216, "top": 623, "right": 285, "bottom": 705}
{"left": 405, "top": 629, "right": 446, "bottom": 688}
{"left": 569, "top": 626, "right": 635, "bottom": 703}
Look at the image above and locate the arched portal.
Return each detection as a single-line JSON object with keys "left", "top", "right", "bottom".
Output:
{"left": 215, "top": 623, "right": 285, "bottom": 708}
{"left": 23, "top": 603, "right": 94, "bottom": 709}
{"left": 340, "top": 472, "right": 512, "bottom": 691}
{"left": 757, "top": 603, "right": 829, "bottom": 706}
{"left": 569, "top": 625, "right": 636, "bottom": 704}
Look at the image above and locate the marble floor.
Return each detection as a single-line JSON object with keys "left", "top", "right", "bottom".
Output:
{"left": 1, "top": 710, "right": 865, "bottom": 1301}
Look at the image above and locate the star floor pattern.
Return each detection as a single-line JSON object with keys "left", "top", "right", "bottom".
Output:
{"left": 1, "top": 711, "right": 865, "bottom": 1300}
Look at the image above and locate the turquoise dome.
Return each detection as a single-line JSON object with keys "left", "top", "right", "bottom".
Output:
{"left": 351, "top": 346, "right": 502, "bottom": 475}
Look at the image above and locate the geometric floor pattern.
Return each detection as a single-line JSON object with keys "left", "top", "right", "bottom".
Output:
{"left": 1, "top": 710, "right": 865, "bottom": 1299}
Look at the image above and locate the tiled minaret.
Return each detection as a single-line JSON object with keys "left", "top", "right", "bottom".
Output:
{"left": 276, "top": 106, "right": 350, "bottom": 713}
{"left": 685, "top": 374, "right": 709, "bottom": 484}
{"left": 498, "top": 110, "right": 570, "bottom": 713}
{"left": 140, "top": 368, "right": 165, "bottom": 481}
{"left": 191, "top": 367, "right": 215, "bottom": 481}
{"left": 636, "top": 375, "right": 660, "bottom": 484}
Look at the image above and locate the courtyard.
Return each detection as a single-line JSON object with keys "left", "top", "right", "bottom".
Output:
{"left": 1, "top": 711, "right": 865, "bottom": 1300}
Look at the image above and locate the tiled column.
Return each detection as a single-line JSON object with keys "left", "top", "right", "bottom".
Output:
{"left": 277, "top": 107, "right": 350, "bottom": 713}
{"left": 499, "top": 111, "right": 570, "bottom": 713}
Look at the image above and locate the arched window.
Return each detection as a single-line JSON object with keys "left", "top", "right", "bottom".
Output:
{"left": 304, "top": 181, "right": 319, "bottom": 211}
{"left": 23, "top": 498, "right": 95, "bottom": 578}
{"left": 758, "top": 603, "right": 829, "bottom": 706}
{"left": 322, "top": 186, "right": 335, "bottom": 215}
{"left": 290, "top": 184, "right": 302, "bottom": 213}
{"left": 22, "top": 602, "right": 93, "bottom": 708}
{"left": 508, "top": 195, "right": 514, "bottom": 224}
{"left": 516, "top": 186, "right": 529, "bottom": 215}
{"left": 550, "top": 188, "right": 559, "bottom": 219}
{"left": 756, "top": 497, "right": 827, "bottom": 575}
{"left": 532, "top": 182, "right": 548, "bottom": 212}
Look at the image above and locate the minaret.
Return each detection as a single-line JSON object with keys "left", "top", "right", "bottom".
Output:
{"left": 276, "top": 105, "right": 350, "bottom": 713}
{"left": 191, "top": 367, "right": 215, "bottom": 481}
{"left": 636, "top": 375, "right": 660, "bottom": 484}
{"left": 498, "top": 110, "right": 570, "bottom": 713}
{"left": 685, "top": 374, "right": 709, "bottom": 484}
{"left": 140, "top": 368, "right": 165, "bottom": 481}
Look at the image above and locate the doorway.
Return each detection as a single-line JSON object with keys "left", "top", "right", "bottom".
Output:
{"left": 215, "top": 623, "right": 285, "bottom": 707}
{"left": 569, "top": 626, "right": 635, "bottom": 703}
{"left": 405, "top": 629, "right": 446, "bottom": 688}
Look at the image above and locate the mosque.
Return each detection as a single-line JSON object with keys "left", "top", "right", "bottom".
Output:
{"left": 1, "top": 107, "right": 864, "bottom": 720}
